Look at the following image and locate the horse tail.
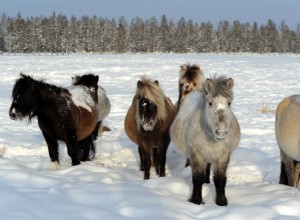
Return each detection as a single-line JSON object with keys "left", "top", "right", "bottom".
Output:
{"left": 78, "top": 136, "right": 96, "bottom": 161}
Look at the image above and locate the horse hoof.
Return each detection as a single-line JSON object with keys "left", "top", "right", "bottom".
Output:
{"left": 72, "top": 160, "right": 81, "bottom": 166}
{"left": 188, "top": 198, "right": 204, "bottom": 205}
{"left": 49, "top": 161, "right": 60, "bottom": 171}
{"left": 216, "top": 196, "right": 228, "bottom": 206}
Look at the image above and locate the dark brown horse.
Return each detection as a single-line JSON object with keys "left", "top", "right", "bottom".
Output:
{"left": 9, "top": 74, "right": 98, "bottom": 169}
{"left": 124, "top": 76, "right": 176, "bottom": 179}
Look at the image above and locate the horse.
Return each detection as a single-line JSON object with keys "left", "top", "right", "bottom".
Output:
{"left": 72, "top": 73, "right": 111, "bottom": 136}
{"left": 72, "top": 73, "right": 111, "bottom": 161}
{"left": 9, "top": 73, "right": 98, "bottom": 170}
{"left": 176, "top": 63, "right": 205, "bottom": 167}
{"left": 175, "top": 63, "right": 205, "bottom": 110}
{"left": 275, "top": 95, "right": 300, "bottom": 188}
{"left": 170, "top": 75, "right": 240, "bottom": 206}
{"left": 124, "top": 76, "right": 176, "bottom": 180}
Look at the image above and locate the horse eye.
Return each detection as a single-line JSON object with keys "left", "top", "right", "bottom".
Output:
{"left": 209, "top": 102, "right": 213, "bottom": 106}
{"left": 228, "top": 102, "right": 231, "bottom": 106}
{"left": 193, "top": 83, "right": 197, "bottom": 86}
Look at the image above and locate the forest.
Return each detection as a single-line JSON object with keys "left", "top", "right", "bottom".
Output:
{"left": 0, "top": 12, "right": 299, "bottom": 54}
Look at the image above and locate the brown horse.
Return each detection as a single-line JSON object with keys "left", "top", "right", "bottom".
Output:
{"left": 275, "top": 95, "right": 300, "bottom": 187}
{"left": 124, "top": 76, "right": 176, "bottom": 179}
{"left": 175, "top": 63, "right": 205, "bottom": 110}
{"left": 9, "top": 74, "right": 98, "bottom": 169}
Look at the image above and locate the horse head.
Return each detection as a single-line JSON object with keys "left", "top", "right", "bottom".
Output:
{"left": 203, "top": 76, "right": 234, "bottom": 140}
{"left": 9, "top": 74, "right": 38, "bottom": 121}
{"left": 179, "top": 64, "right": 204, "bottom": 97}
{"left": 137, "top": 95, "right": 158, "bottom": 132}
{"left": 135, "top": 77, "right": 167, "bottom": 132}
{"left": 72, "top": 73, "right": 99, "bottom": 102}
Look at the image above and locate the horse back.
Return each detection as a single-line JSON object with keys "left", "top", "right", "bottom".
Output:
{"left": 276, "top": 95, "right": 300, "bottom": 161}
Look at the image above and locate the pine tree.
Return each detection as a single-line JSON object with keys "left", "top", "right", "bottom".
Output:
{"left": 116, "top": 16, "right": 128, "bottom": 53}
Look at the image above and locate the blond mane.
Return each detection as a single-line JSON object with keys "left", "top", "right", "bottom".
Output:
{"left": 136, "top": 76, "right": 167, "bottom": 121}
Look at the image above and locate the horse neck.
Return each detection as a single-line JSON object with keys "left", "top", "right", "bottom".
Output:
{"left": 35, "top": 81, "right": 66, "bottom": 103}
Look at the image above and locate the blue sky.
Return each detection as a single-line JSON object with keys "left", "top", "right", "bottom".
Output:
{"left": 0, "top": 0, "right": 299, "bottom": 29}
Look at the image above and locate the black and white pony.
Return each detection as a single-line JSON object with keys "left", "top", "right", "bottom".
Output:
{"left": 9, "top": 73, "right": 99, "bottom": 169}
{"left": 72, "top": 74, "right": 111, "bottom": 161}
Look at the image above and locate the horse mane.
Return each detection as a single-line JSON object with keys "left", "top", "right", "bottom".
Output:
{"left": 72, "top": 73, "right": 98, "bottom": 86}
{"left": 12, "top": 74, "right": 68, "bottom": 122}
{"left": 179, "top": 63, "right": 203, "bottom": 82}
{"left": 204, "top": 75, "right": 233, "bottom": 100}
{"left": 17, "top": 73, "right": 67, "bottom": 94}
{"left": 136, "top": 76, "right": 167, "bottom": 121}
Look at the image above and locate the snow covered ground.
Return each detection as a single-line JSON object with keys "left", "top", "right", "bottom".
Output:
{"left": 0, "top": 53, "right": 300, "bottom": 219}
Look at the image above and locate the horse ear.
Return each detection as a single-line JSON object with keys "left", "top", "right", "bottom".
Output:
{"left": 96, "top": 75, "right": 99, "bottom": 83}
{"left": 204, "top": 79, "right": 213, "bottom": 92}
{"left": 154, "top": 80, "right": 159, "bottom": 86}
{"left": 24, "top": 75, "right": 35, "bottom": 91}
{"left": 137, "top": 80, "right": 142, "bottom": 88}
{"left": 226, "top": 78, "right": 234, "bottom": 90}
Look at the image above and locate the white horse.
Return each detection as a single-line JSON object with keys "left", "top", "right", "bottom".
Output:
{"left": 275, "top": 95, "right": 300, "bottom": 187}
{"left": 170, "top": 75, "right": 240, "bottom": 206}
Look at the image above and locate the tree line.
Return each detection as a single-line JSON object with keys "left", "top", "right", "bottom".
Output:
{"left": 0, "top": 12, "right": 299, "bottom": 54}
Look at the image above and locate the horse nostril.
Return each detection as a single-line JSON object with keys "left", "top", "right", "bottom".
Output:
{"left": 216, "top": 129, "right": 227, "bottom": 136}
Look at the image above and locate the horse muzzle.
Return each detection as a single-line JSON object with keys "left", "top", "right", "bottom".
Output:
{"left": 9, "top": 107, "right": 22, "bottom": 120}
{"left": 215, "top": 128, "right": 228, "bottom": 140}
{"left": 141, "top": 120, "right": 155, "bottom": 132}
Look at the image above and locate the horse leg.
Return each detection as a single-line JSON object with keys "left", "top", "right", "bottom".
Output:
{"left": 41, "top": 131, "right": 60, "bottom": 170}
{"left": 205, "top": 163, "right": 211, "bottom": 183}
{"left": 78, "top": 135, "right": 95, "bottom": 161}
{"left": 138, "top": 145, "right": 145, "bottom": 171}
{"left": 213, "top": 154, "right": 230, "bottom": 206}
{"left": 293, "top": 161, "right": 300, "bottom": 187}
{"left": 280, "top": 151, "right": 295, "bottom": 187}
{"left": 185, "top": 158, "right": 190, "bottom": 167}
{"left": 152, "top": 147, "right": 159, "bottom": 175}
{"left": 157, "top": 134, "right": 170, "bottom": 177}
{"left": 140, "top": 146, "right": 151, "bottom": 180}
{"left": 189, "top": 155, "right": 206, "bottom": 205}
{"left": 279, "top": 160, "right": 288, "bottom": 185}
{"left": 158, "top": 142, "right": 169, "bottom": 177}
{"left": 92, "top": 121, "right": 101, "bottom": 140}
{"left": 65, "top": 132, "right": 80, "bottom": 166}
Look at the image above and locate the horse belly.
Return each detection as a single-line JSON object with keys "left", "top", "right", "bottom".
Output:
{"left": 96, "top": 90, "right": 111, "bottom": 121}
{"left": 170, "top": 93, "right": 200, "bottom": 156}
{"left": 188, "top": 136, "right": 231, "bottom": 163}
{"left": 124, "top": 104, "right": 139, "bottom": 144}
{"left": 76, "top": 108, "right": 98, "bottom": 141}
{"left": 276, "top": 97, "right": 300, "bottom": 161}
